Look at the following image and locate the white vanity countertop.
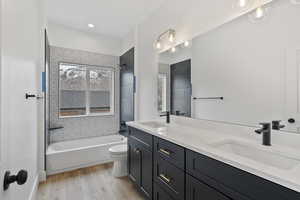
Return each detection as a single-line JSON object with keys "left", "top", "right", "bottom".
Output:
{"left": 127, "top": 117, "right": 300, "bottom": 193}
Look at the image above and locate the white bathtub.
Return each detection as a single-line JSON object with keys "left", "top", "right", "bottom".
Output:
{"left": 46, "top": 135, "right": 127, "bottom": 175}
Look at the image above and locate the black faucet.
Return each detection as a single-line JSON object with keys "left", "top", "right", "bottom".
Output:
{"left": 160, "top": 111, "right": 170, "bottom": 123}
{"left": 272, "top": 120, "right": 285, "bottom": 130}
{"left": 255, "top": 123, "right": 271, "bottom": 146}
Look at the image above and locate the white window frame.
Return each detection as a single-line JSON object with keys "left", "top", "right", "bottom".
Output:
{"left": 58, "top": 62, "right": 115, "bottom": 118}
{"left": 158, "top": 73, "right": 168, "bottom": 113}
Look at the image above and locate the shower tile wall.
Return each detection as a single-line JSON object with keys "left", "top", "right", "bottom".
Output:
{"left": 49, "top": 46, "right": 120, "bottom": 143}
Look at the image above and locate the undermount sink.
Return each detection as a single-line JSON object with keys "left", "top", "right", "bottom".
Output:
{"left": 210, "top": 140, "right": 300, "bottom": 170}
{"left": 139, "top": 121, "right": 167, "bottom": 129}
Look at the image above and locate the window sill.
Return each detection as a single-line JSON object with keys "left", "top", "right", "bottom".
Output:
{"left": 59, "top": 113, "right": 115, "bottom": 119}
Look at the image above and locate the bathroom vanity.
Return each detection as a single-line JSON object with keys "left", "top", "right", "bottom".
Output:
{"left": 127, "top": 117, "right": 300, "bottom": 200}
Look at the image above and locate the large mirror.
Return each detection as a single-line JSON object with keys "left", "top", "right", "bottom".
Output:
{"left": 158, "top": 43, "right": 192, "bottom": 117}
{"left": 157, "top": 1, "right": 300, "bottom": 133}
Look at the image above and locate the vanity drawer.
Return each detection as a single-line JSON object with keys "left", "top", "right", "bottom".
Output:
{"left": 186, "top": 149, "right": 300, "bottom": 200}
{"left": 154, "top": 183, "right": 174, "bottom": 200}
{"left": 154, "top": 155, "right": 185, "bottom": 200}
{"left": 154, "top": 137, "right": 185, "bottom": 170}
{"left": 186, "top": 174, "right": 231, "bottom": 200}
{"left": 129, "top": 127, "right": 153, "bottom": 151}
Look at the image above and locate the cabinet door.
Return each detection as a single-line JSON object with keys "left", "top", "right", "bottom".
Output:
{"left": 140, "top": 146, "right": 153, "bottom": 199}
{"left": 186, "top": 174, "right": 231, "bottom": 200}
{"left": 128, "top": 139, "right": 141, "bottom": 185}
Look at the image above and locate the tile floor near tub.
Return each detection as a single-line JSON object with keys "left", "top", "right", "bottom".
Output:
{"left": 37, "top": 163, "right": 144, "bottom": 200}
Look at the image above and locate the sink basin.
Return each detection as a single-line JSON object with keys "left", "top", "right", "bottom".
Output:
{"left": 211, "top": 140, "right": 300, "bottom": 170}
{"left": 139, "top": 121, "right": 166, "bottom": 129}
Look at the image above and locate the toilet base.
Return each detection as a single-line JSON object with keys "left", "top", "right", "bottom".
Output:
{"left": 112, "top": 160, "right": 127, "bottom": 177}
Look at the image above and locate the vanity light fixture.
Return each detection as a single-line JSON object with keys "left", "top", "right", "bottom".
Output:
{"left": 238, "top": 0, "right": 247, "bottom": 8}
{"left": 184, "top": 41, "right": 190, "bottom": 47}
{"left": 168, "top": 30, "right": 176, "bottom": 42}
{"left": 171, "top": 47, "right": 176, "bottom": 53}
{"left": 233, "top": 0, "right": 252, "bottom": 10}
{"left": 155, "top": 29, "right": 176, "bottom": 50}
{"left": 156, "top": 40, "right": 162, "bottom": 49}
{"left": 88, "top": 23, "right": 95, "bottom": 28}
{"left": 255, "top": 6, "right": 264, "bottom": 19}
{"left": 248, "top": 0, "right": 269, "bottom": 22}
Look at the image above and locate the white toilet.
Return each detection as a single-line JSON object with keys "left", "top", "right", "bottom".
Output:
{"left": 109, "top": 144, "right": 128, "bottom": 177}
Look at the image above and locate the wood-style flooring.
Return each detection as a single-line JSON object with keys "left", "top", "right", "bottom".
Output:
{"left": 37, "top": 163, "right": 144, "bottom": 200}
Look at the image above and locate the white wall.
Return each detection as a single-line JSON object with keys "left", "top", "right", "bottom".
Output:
{"left": 47, "top": 22, "right": 122, "bottom": 56}
{"left": 121, "top": 29, "right": 135, "bottom": 55}
{"left": 191, "top": 1, "right": 300, "bottom": 127}
{"left": 134, "top": 0, "right": 272, "bottom": 120}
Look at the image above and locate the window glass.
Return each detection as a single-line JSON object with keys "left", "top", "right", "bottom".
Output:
{"left": 158, "top": 73, "right": 167, "bottom": 113}
{"left": 89, "top": 68, "right": 114, "bottom": 114}
{"left": 59, "top": 63, "right": 114, "bottom": 117}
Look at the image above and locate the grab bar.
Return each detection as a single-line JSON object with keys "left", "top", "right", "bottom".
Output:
{"left": 49, "top": 126, "right": 64, "bottom": 131}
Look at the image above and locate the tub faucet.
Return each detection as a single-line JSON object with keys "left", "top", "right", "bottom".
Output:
{"left": 255, "top": 123, "right": 271, "bottom": 146}
{"left": 160, "top": 111, "right": 170, "bottom": 124}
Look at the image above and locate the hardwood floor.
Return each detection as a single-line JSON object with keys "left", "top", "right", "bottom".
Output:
{"left": 37, "top": 163, "right": 144, "bottom": 200}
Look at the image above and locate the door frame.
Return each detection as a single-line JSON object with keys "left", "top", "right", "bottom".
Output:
{"left": 170, "top": 59, "right": 192, "bottom": 117}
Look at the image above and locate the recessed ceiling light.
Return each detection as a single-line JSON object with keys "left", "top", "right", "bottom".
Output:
{"left": 88, "top": 24, "right": 95, "bottom": 28}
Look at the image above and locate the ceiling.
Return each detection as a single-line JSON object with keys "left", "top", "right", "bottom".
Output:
{"left": 47, "top": 0, "right": 167, "bottom": 39}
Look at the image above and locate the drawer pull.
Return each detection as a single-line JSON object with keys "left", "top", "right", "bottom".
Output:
{"left": 159, "top": 174, "right": 171, "bottom": 183}
{"left": 159, "top": 148, "right": 171, "bottom": 156}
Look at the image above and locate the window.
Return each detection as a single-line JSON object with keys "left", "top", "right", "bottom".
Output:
{"left": 158, "top": 73, "right": 167, "bottom": 112}
{"left": 59, "top": 63, "right": 114, "bottom": 117}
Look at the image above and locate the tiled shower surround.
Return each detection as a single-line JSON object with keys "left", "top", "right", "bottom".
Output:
{"left": 49, "top": 46, "right": 120, "bottom": 143}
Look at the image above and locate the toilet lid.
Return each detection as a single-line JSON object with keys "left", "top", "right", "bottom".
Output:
{"left": 109, "top": 144, "right": 127, "bottom": 154}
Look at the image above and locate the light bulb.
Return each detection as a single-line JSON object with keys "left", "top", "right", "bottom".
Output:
{"left": 171, "top": 47, "right": 176, "bottom": 53}
{"left": 88, "top": 24, "right": 95, "bottom": 28}
{"left": 184, "top": 41, "right": 189, "bottom": 47}
{"left": 255, "top": 7, "right": 264, "bottom": 19}
{"left": 156, "top": 41, "right": 161, "bottom": 49}
{"left": 238, "top": 0, "right": 247, "bottom": 7}
{"left": 169, "top": 31, "right": 175, "bottom": 43}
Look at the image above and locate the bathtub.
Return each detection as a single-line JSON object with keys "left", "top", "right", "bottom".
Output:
{"left": 46, "top": 135, "right": 127, "bottom": 175}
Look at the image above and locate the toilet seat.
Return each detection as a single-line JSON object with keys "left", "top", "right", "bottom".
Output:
{"left": 109, "top": 144, "right": 127, "bottom": 155}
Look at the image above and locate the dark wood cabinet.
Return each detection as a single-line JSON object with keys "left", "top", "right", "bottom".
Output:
{"left": 186, "top": 174, "right": 231, "bottom": 200}
{"left": 128, "top": 126, "right": 300, "bottom": 200}
{"left": 140, "top": 147, "right": 153, "bottom": 199}
{"left": 128, "top": 132, "right": 153, "bottom": 199}
{"left": 154, "top": 183, "right": 174, "bottom": 200}
{"left": 186, "top": 149, "right": 300, "bottom": 200}
{"left": 154, "top": 155, "right": 185, "bottom": 200}
{"left": 128, "top": 137, "right": 141, "bottom": 185}
{"left": 154, "top": 137, "right": 185, "bottom": 170}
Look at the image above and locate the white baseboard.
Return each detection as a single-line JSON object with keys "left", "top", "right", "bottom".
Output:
{"left": 28, "top": 175, "right": 39, "bottom": 200}
{"left": 38, "top": 170, "right": 47, "bottom": 182}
